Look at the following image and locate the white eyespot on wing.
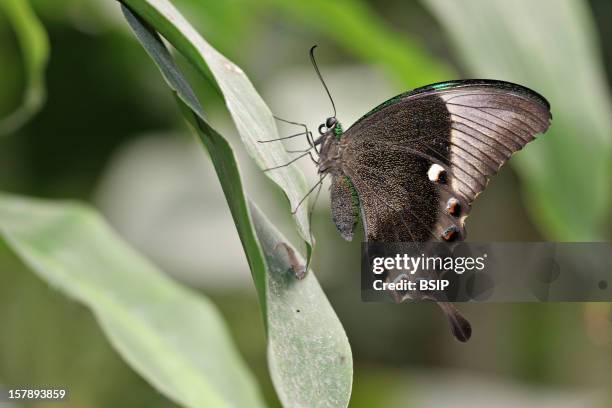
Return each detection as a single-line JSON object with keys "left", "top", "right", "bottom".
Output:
{"left": 427, "top": 163, "right": 446, "bottom": 182}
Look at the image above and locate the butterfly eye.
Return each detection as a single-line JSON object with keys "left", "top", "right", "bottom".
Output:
{"left": 318, "top": 123, "right": 327, "bottom": 135}
{"left": 326, "top": 117, "right": 337, "bottom": 128}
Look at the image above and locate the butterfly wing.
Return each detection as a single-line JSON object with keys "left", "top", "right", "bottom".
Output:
{"left": 339, "top": 79, "right": 552, "bottom": 243}
{"left": 337, "top": 80, "right": 551, "bottom": 342}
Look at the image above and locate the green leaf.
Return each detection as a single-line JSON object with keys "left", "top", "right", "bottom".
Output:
{"left": 0, "top": 0, "right": 49, "bottom": 136}
{"left": 120, "top": 0, "right": 313, "bottom": 247}
{"left": 122, "top": 7, "right": 353, "bottom": 406}
{"left": 0, "top": 192, "right": 266, "bottom": 408}
{"left": 423, "top": 0, "right": 612, "bottom": 240}
{"left": 122, "top": 5, "right": 268, "bottom": 305}
{"left": 251, "top": 204, "right": 353, "bottom": 407}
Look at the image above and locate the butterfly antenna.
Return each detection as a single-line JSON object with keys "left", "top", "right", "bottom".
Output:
{"left": 309, "top": 45, "right": 336, "bottom": 118}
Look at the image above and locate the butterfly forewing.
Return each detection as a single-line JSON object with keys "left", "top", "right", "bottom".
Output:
{"left": 339, "top": 80, "right": 552, "bottom": 243}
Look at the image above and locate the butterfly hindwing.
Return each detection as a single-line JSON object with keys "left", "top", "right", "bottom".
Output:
{"left": 330, "top": 175, "right": 359, "bottom": 241}
{"left": 338, "top": 80, "right": 552, "bottom": 242}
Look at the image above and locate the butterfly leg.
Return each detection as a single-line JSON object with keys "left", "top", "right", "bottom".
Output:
{"left": 256, "top": 130, "right": 311, "bottom": 144}
{"left": 290, "top": 174, "right": 327, "bottom": 214}
{"left": 257, "top": 116, "right": 320, "bottom": 164}
{"left": 271, "top": 175, "right": 325, "bottom": 279}
{"left": 262, "top": 151, "right": 312, "bottom": 171}
{"left": 307, "top": 151, "right": 319, "bottom": 165}
{"left": 273, "top": 115, "right": 319, "bottom": 155}
{"left": 260, "top": 115, "right": 321, "bottom": 169}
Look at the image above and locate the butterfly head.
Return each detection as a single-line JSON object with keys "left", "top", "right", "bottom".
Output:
{"left": 318, "top": 117, "right": 343, "bottom": 140}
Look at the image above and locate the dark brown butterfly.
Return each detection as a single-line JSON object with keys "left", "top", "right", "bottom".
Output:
{"left": 267, "top": 46, "right": 552, "bottom": 342}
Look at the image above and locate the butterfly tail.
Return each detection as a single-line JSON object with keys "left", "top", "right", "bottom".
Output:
{"left": 437, "top": 302, "right": 472, "bottom": 342}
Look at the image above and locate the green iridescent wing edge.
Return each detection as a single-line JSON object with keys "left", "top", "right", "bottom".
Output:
{"left": 356, "top": 79, "right": 551, "bottom": 125}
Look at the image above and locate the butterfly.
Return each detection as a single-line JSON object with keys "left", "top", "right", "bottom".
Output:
{"left": 267, "top": 46, "right": 552, "bottom": 342}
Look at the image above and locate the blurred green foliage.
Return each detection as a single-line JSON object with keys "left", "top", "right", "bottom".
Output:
{"left": 0, "top": 0, "right": 48, "bottom": 135}
{"left": 0, "top": 192, "right": 266, "bottom": 407}
{"left": 254, "top": 0, "right": 455, "bottom": 85}
{"left": 0, "top": 240, "right": 178, "bottom": 408}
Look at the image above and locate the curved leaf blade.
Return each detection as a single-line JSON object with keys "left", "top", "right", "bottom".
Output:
{"left": 122, "top": 8, "right": 353, "bottom": 406}
{"left": 0, "top": 193, "right": 266, "bottom": 408}
{"left": 122, "top": 5, "right": 268, "bottom": 305}
{"left": 120, "top": 0, "right": 313, "bottom": 246}
{"left": 251, "top": 203, "right": 353, "bottom": 408}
